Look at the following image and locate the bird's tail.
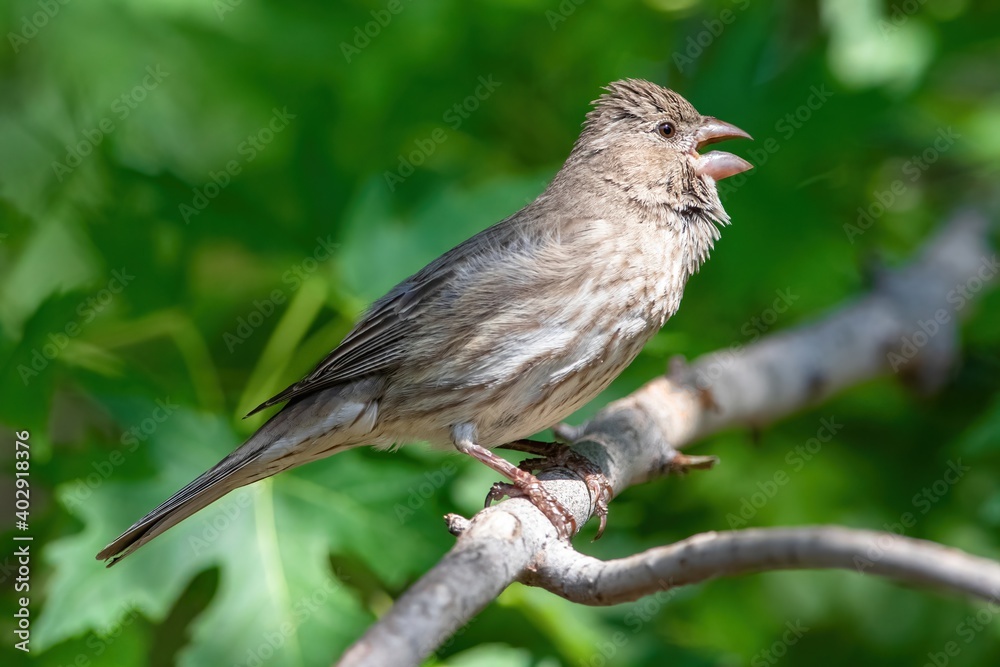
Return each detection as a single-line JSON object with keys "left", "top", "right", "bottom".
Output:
{"left": 96, "top": 391, "right": 379, "bottom": 566}
{"left": 96, "top": 434, "right": 283, "bottom": 567}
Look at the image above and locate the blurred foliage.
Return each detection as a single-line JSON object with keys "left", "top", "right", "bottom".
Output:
{"left": 1, "top": 0, "right": 999, "bottom": 665}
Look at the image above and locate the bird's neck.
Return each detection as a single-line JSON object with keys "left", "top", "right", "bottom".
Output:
{"left": 668, "top": 205, "right": 726, "bottom": 280}
{"left": 538, "top": 168, "right": 728, "bottom": 280}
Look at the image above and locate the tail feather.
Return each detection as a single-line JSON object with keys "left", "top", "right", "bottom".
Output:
{"left": 96, "top": 449, "right": 270, "bottom": 567}
{"left": 96, "top": 389, "right": 380, "bottom": 566}
{"left": 96, "top": 399, "right": 302, "bottom": 566}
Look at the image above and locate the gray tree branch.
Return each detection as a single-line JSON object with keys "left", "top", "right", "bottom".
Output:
{"left": 337, "top": 210, "right": 996, "bottom": 667}
{"left": 523, "top": 526, "right": 1000, "bottom": 605}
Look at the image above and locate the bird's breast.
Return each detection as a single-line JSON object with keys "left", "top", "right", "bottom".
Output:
{"left": 376, "top": 221, "right": 693, "bottom": 448}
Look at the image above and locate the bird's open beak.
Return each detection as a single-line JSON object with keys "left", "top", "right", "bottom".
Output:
{"left": 692, "top": 117, "right": 753, "bottom": 181}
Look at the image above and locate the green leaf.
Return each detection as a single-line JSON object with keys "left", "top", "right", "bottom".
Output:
{"left": 37, "top": 399, "right": 446, "bottom": 665}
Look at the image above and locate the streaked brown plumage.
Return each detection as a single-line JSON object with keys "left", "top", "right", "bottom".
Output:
{"left": 98, "top": 79, "right": 751, "bottom": 565}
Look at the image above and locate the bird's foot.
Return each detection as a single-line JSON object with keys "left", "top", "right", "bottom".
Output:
{"left": 499, "top": 439, "right": 613, "bottom": 539}
{"left": 454, "top": 435, "right": 579, "bottom": 541}
{"left": 485, "top": 476, "right": 577, "bottom": 541}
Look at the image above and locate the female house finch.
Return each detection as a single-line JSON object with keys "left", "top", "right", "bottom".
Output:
{"left": 98, "top": 79, "right": 751, "bottom": 565}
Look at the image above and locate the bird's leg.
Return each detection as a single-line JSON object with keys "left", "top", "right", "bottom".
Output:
{"left": 497, "top": 439, "right": 613, "bottom": 539}
{"left": 452, "top": 435, "right": 577, "bottom": 540}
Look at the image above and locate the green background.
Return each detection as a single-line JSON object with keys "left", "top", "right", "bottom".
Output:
{"left": 2, "top": 0, "right": 1000, "bottom": 665}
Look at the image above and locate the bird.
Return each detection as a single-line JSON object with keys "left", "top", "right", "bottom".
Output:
{"left": 98, "top": 79, "right": 751, "bottom": 566}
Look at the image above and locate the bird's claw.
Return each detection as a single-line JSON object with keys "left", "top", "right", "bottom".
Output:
{"left": 583, "top": 470, "right": 612, "bottom": 540}
{"left": 485, "top": 481, "right": 515, "bottom": 508}
{"left": 484, "top": 479, "right": 577, "bottom": 541}
{"left": 486, "top": 440, "right": 613, "bottom": 540}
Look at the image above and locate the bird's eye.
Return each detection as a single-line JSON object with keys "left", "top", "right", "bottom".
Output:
{"left": 656, "top": 121, "right": 676, "bottom": 139}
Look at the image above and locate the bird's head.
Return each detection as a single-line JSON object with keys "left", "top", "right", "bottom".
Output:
{"left": 569, "top": 79, "right": 752, "bottom": 219}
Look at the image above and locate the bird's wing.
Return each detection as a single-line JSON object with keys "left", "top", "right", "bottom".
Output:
{"left": 247, "top": 216, "right": 529, "bottom": 414}
{"left": 247, "top": 261, "right": 455, "bottom": 415}
{"left": 248, "top": 215, "right": 615, "bottom": 416}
